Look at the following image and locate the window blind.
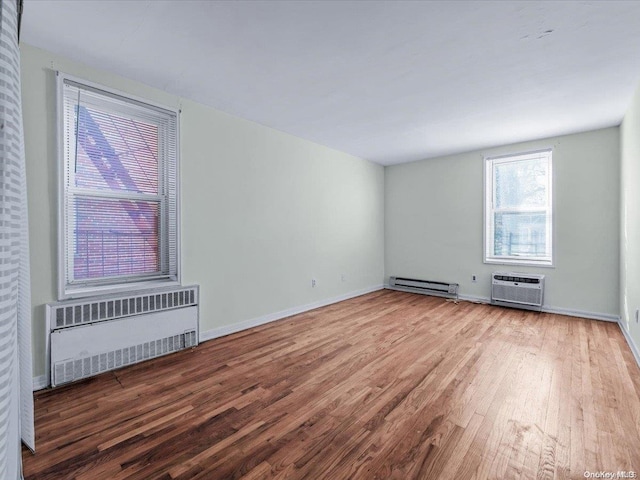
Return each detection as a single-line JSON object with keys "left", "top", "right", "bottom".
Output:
{"left": 60, "top": 77, "right": 179, "bottom": 296}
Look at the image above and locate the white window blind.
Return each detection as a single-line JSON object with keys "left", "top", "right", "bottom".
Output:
{"left": 59, "top": 75, "right": 179, "bottom": 298}
{"left": 484, "top": 149, "right": 553, "bottom": 266}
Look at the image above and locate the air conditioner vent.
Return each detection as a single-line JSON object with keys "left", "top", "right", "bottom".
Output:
{"left": 491, "top": 272, "right": 544, "bottom": 311}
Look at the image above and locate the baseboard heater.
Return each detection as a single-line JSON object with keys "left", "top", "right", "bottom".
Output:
{"left": 46, "top": 285, "right": 199, "bottom": 387}
{"left": 388, "top": 276, "right": 459, "bottom": 299}
{"left": 491, "top": 272, "right": 544, "bottom": 311}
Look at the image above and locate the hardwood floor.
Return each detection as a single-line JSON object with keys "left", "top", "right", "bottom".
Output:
{"left": 22, "top": 290, "right": 640, "bottom": 479}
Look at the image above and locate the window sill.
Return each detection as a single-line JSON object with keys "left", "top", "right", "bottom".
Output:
{"left": 484, "top": 258, "right": 554, "bottom": 268}
{"left": 60, "top": 278, "right": 181, "bottom": 301}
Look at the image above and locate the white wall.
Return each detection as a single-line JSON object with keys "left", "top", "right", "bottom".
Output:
{"left": 21, "top": 44, "right": 385, "bottom": 378}
{"left": 621, "top": 80, "right": 640, "bottom": 357}
{"left": 385, "top": 128, "right": 620, "bottom": 319}
{"left": 21, "top": 40, "right": 633, "bottom": 381}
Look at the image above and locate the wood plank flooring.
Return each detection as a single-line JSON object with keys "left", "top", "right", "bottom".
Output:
{"left": 22, "top": 290, "right": 640, "bottom": 479}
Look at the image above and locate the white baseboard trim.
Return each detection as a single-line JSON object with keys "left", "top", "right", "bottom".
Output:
{"left": 32, "top": 375, "right": 48, "bottom": 392}
{"left": 618, "top": 321, "right": 640, "bottom": 370}
{"left": 540, "top": 306, "right": 619, "bottom": 323}
{"left": 387, "top": 289, "right": 620, "bottom": 323}
{"left": 199, "top": 284, "right": 385, "bottom": 343}
{"left": 458, "top": 293, "right": 490, "bottom": 304}
{"left": 461, "top": 293, "right": 620, "bottom": 322}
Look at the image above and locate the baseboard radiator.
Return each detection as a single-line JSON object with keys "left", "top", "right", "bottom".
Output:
{"left": 491, "top": 272, "right": 544, "bottom": 311}
{"left": 388, "top": 276, "right": 459, "bottom": 299}
{"left": 47, "top": 285, "right": 199, "bottom": 387}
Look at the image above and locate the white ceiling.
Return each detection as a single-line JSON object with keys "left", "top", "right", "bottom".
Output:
{"left": 22, "top": 1, "right": 640, "bottom": 166}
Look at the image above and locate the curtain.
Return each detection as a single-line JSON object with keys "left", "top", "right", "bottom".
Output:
{"left": 0, "top": 0, "right": 34, "bottom": 477}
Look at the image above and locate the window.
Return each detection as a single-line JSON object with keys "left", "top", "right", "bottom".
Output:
{"left": 484, "top": 149, "right": 552, "bottom": 266}
{"left": 59, "top": 74, "right": 179, "bottom": 298}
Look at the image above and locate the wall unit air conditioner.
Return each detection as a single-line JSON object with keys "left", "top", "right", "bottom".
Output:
{"left": 46, "top": 285, "right": 199, "bottom": 387}
{"left": 389, "top": 276, "right": 459, "bottom": 299}
{"left": 491, "top": 272, "right": 544, "bottom": 311}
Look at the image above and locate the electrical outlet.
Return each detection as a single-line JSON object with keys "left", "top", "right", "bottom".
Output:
{"left": 472, "top": 274, "right": 477, "bottom": 283}
{"left": 312, "top": 278, "right": 317, "bottom": 288}
{"left": 636, "top": 309, "right": 639, "bottom": 323}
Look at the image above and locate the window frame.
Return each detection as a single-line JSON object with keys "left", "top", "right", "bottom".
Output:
{"left": 483, "top": 148, "right": 553, "bottom": 267}
{"left": 57, "top": 72, "right": 181, "bottom": 299}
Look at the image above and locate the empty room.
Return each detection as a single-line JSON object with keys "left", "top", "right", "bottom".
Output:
{"left": 2, "top": 0, "right": 640, "bottom": 478}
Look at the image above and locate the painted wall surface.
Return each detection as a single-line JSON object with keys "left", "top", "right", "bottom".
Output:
{"left": 621, "top": 80, "right": 640, "bottom": 352}
{"left": 385, "top": 128, "right": 620, "bottom": 318}
{"left": 21, "top": 44, "right": 385, "bottom": 377}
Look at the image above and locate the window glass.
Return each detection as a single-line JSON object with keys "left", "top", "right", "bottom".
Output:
{"left": 60, "top": 75, "right": 179, "bottom": 298}
{"left": 485, "top": 150, "right": 552, "bottom": 266}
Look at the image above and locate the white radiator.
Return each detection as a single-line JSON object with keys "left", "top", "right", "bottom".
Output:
{"left": 491, "top": 272, "right": 544, "bottom": 311}
{"left": 388, "top": 276, "right": 459, "bottom": 299}
{"left": 46, "top": 285, "right": 199, "bottom": 387}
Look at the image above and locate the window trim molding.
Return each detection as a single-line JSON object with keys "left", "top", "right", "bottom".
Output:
{"left": 483, "top": 148, "right": 554, "bottom": 268}
{"left": 56, "top": 71, "right": 182, "bottom": 300}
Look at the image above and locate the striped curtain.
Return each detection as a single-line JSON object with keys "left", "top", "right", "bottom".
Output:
{"left": 0, "top": 0, "right": 34, "bottom": 478}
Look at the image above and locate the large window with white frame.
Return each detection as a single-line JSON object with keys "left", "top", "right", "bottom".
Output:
{"left": 59, "top": 74, "right": 179, "bottom": 298}
{"left": 484, "top": 149, "right": 553, "bottom": 266}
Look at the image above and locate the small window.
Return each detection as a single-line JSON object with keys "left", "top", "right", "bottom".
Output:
{"left": 58, "top": 74, "right": 179, "bottom": 298}
{"left": 484, "top": 149, "right": 552, "bottom": 266}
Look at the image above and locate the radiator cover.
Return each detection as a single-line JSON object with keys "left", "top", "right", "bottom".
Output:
{"left": 47, "top": 285, "right": 199, "bottom": 387}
